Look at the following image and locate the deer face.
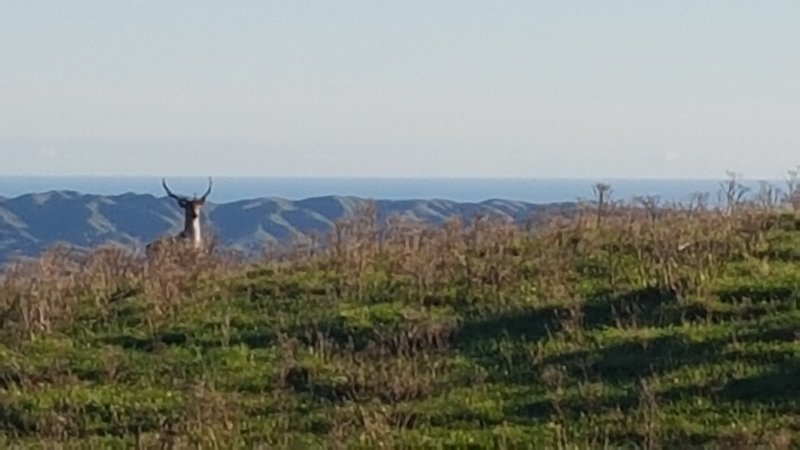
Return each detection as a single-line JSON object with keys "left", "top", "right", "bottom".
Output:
{"left": 178, "top": 198, "right": 205, "bottom": 219}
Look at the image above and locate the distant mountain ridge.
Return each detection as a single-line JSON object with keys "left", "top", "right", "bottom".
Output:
{"left": 0, "top": 191, "right": 573, "bottom": 262}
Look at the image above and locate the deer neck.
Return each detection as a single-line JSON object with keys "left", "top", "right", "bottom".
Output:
{"left": 183, "top": 211, "right": 202, "bottom": 248}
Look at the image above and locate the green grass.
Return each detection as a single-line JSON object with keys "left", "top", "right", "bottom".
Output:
{"left": 3, "top": 208, "right": 800, "bottom": 448}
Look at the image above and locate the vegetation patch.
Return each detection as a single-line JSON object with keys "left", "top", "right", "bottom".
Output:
{"left": 4, "top": 186, "right": 800, "bottom": 447}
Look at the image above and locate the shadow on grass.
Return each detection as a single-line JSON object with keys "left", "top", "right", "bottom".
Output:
{"left": 755, "top": 327, "right": 798, "bottom": 343}
{"left": 715, "top": 319, "right": 800, "bottom": 404}
{"left": 510, "top": 391, "right": 638, "bottom": 421}
{"left": 720, "top": 365, "right": 800, "bottom": 404}
{"left": 583, "top": 286, "right": 679, "bottom": 329}
{"left": 456, "top": 307, "right": 558, "bottom": 346}
{"left": 102, "top": 328, "right": 280, "bottom": 352}
{"left": 456, "top": 286, "right": 679, "bottom": 348}
{"left": 550, "top": 335, "right": 725, "bottom": 383}
{"left": 103, "top": 331, "right": 188, "bottom": 352}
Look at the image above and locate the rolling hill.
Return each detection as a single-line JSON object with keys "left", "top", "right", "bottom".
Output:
{"left": 0, "top": 190, "right": 572, "bottom": 262}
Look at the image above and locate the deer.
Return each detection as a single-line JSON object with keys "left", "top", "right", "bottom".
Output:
{"left": 145, "top": 177, "right": 213, "bottom": 256}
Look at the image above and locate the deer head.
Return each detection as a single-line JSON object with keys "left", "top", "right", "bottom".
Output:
{"left": 161, "top": 177, "right": 213, "bottom": 249}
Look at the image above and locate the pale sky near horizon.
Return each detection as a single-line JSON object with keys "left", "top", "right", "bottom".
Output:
{"left": 1, "top": 2, "right": 798, "bottom": 178}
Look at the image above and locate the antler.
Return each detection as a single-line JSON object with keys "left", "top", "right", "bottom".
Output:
{"left": 200, "top": 177, "right": 213, "bottom": 202}
{"left": 162, "top": 178, "right": 186, "bottom": 201}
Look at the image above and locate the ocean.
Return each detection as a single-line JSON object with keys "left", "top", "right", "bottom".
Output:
{"left": 0, "top": 176, "right": 781, "bottom": 204}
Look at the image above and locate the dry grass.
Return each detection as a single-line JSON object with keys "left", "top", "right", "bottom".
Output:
{"left": 3, "top": 175, "right": 800, "bottom": 447}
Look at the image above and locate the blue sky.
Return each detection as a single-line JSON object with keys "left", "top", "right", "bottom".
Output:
{"left": 1, "top": 1, "right": 798, "bottom": 178}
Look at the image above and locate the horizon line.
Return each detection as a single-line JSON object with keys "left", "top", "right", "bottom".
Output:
{"left": 0, "top": 174, "right": 786, "bottom": 181}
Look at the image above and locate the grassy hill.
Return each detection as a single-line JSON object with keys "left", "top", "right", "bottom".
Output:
{"left": 2, "top": 194, "right": 800, "bottom": 448}
{"left": 0, "top": 191, "right": 568, "bottom": 263}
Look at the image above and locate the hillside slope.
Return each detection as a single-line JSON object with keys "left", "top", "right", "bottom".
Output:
{"left": 1, "top": 205, "right": 799, "bottom": 447}
{"left": 0, "top": 191, "right": 570, "bottom": 261}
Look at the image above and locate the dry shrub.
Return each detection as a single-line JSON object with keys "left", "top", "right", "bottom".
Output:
{"left": 716, "top": 426, "right": 794, "bottom": 450}
{"left": 351, "top": 354, "right": 446, "bottom": 403}
{"left": 0, "top": 185, "right": 788, "bottom": 346}
{"left": 241, "top": 188, "right": 788, "bottom": 321}
{"left": 179, "top": 381, "right": 242, "bottom": 448}
{"left": 0, "top": 239, "right": 243, "bottom": 343}
{"left": 0, "top": 245, "right": 90, "bottom": 340}
{"left": 369, "top": 315, "right": 460, "bottom": 357}
{"left": 325, "top": 403, "right": 418, "bottom": 448}
{"left": 283, "top": 332, "right": 452, "bottom": 406}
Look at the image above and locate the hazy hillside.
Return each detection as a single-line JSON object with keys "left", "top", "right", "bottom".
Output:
{"left": 0, "top": 190, "right": 571, "bottom": 261}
